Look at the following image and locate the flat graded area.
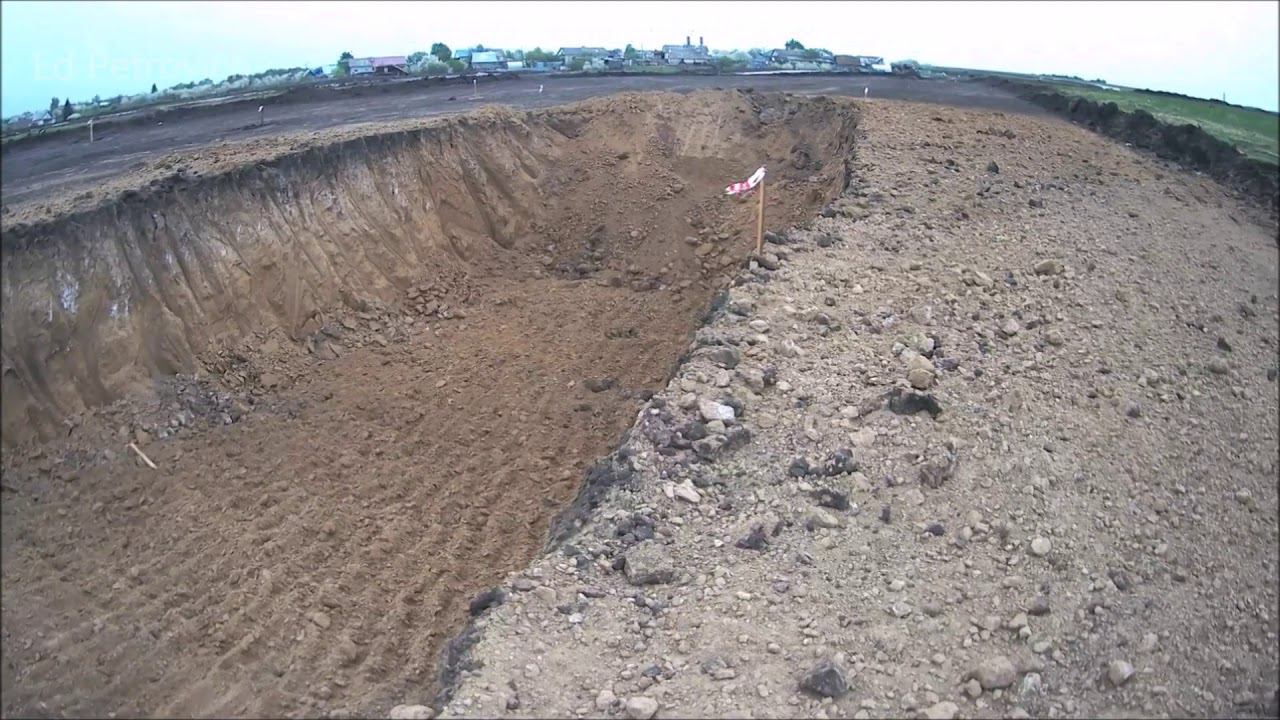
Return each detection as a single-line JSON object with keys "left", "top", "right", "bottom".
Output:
{"left": 0, "top": 90, "right": 856, "bottom": 717}
{"left": 0, "top": 74, "right": 1041, "bottom": 211}
{"left": 439, "top": 102, "right": 1279, "bottom": 719}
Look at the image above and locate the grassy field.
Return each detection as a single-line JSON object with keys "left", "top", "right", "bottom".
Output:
{"left": 1040, "top": 81, "right": 1279, "bottom": 164}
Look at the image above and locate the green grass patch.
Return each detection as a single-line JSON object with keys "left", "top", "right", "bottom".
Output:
{"left": 1039, "top": 81, "right": 1279, "bottom": 164}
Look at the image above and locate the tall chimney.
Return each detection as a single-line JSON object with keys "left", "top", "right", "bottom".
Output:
{"left": 700, "top": 36, "right": 704, "bottom": 47}
{"left": 686, "top": 35, "right": 691, "bottom": 47}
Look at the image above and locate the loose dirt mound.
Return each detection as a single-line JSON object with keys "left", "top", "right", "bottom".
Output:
{"left": 0, "top": 90, "right": 857, "bottom": 717}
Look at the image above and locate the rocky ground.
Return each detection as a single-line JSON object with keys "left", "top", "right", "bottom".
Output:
{"left": 428, "top": 100, "right": 1280, "bottom": 720}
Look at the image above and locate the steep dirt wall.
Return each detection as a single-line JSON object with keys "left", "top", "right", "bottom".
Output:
{"left": 1, "top": 90, "right": 858, "bottom": 446}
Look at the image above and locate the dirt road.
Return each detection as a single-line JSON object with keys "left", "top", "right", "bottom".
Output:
{"left": 0, "top": 74, "right": 1040, "bottom": 208}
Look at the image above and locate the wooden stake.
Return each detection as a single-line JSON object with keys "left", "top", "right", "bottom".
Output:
{"left": 755, "top": 177, "right": 766, "bottom": 255}
{"left": 128, "top": 442, "right": 157, "bottom": 469}
{"left": 88, "top": 118, "right": 94, "bottom": 143}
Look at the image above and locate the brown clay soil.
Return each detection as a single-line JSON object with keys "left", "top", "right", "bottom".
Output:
{"left": 0, "top": 90, "right": 857, "bottom": 717}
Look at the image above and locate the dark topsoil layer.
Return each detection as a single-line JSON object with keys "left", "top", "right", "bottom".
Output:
{"left": 991, "top": 79, "right": 1278, "bottom": 213}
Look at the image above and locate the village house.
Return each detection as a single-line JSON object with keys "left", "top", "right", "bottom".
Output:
{"left": 662, "top": 36, "right": 710, "bottom": 65}
{"left": 556, "top": 47, "right": 608, "bottom": 67}
{"left": 469, "top": 51, "right": 504, "bottom": 72}
{"left": 346, "top": 56, "right": 409, "bottom": 76}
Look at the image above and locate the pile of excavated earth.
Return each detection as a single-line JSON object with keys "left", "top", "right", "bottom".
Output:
{"left": 2, "top": 88, "right": 1277, "bottom": 720}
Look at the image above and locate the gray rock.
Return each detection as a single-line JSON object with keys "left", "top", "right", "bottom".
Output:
{"left": 1029, "top": 537, "right": 1052, "bottom": 557}
{"left": 924, "top": 701, "right": 959, "bottom": 720}
{"left": 1034, "top": 259, "right": 1064, "bottom": 276}
{"left": 1019, "top": 673, "right": 1044, "bottom": 697}
{"left": 625, "top": 543, "right": 675, "bottom": 586}
{"left": 708, "top": 346, "right": 741, "bottom": 370}
{"left": 625, "top": 695, "right": 659, "bottom": 719}
{"left": 1107, "top": 659, "right": 1134, "bottom": 686}
{"left": 595, "top": 689, "right": 618, "bottom": 711}
{"left": 822, "top": 448, "right": 858, "bottom": 476}
{"left": 800, "top": 659, "right": 849, "bottom": 698}
{"left": 728, "top": 298, "right": 756, "bottom": 316}
{"left": 736, "top": 367, "right": 766, "bottom": 393}
{"left": 966, "top": 655, "right": 1018, "bottom": 689}
{"left": 389, "top": 705, "right": 434, "bottom": 720}
{"left": 1208, "top": 357, "right": 1230, "bottom": 375}
{"left": 908, "top": 367, "right": 935, "bottom": 390}
{"left": 1028, "top": 596, "right": 1051, "bottom": 616}
{"left": 810, "top": 508, "right": 842, "bottom": 529}
{"left": 698, "top": 399, "right": 736, "bottom": 423}
{"left": 757, "top": 253, "right": 781, "bottom": 271}
{"left": 1123, "top": 400, "right": 1143, "bottom": 418}
{"left": 998, "top": 318, "right": 1022, "bottom": 338}
{"left": 693, "top": 434, "right": 728, "bottom": 459}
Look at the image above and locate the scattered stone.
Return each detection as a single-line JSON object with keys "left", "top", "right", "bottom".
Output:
{"left": 1107, "top": 659, "right": 1135, "bottom": 687}
{"left": 1028, "top": 596, "right": 1051, "bottom": 616}
{"left": 1208, "top": 357, "right": 1230, "bottom": 375}
{"left": 986, "top": 161, "right": 1000, "bottom": 174}
{"left": 308, "top": 611, "right": 332, "bottom": 629}
{"left": 625, "top": 695, "right": 659, "bottom": 719}
{"left": 1123, "top": 400, "right": 1143, "bottom": 419}
{"left": 1217, "top": 336, "right": 1233, "bottom": 352}
{"left": 584, "top": 377, "right": 616, "bottom": 393}
{"left": 625, "top": 542, "right": 675, "bottom": 586}
{"left": 800, "top": 659, "right": 849, "bottom": 698}
{"left": 966, "top": 655, "right": 1018, "bottom": 690}
{"left": 999, "top": 318, "right": 1022, "bottom": 338}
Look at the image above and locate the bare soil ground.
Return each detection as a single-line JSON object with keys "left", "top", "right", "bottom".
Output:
{"left": 2, "top": 85, "right": 1276, "bottom": 720}
{"left": 1, "top": 90, "right": 855, "bottom": 718}
{"left": 438, "top": 101, "right": 1280, "bottom": 720}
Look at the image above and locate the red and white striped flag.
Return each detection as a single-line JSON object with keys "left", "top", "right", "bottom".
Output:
{"left": 725, "top": 166, "right": 766, "bottom": 196}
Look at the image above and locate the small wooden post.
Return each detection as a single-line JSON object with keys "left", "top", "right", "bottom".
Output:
{"left": 88, "top": 118, "right": 94, "bottom": 143}
{"left": 755, "top": 177, "right": 766, "bottom": 255}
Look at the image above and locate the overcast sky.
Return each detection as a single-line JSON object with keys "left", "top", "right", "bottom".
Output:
{"left": 2, "top": 0, "right": 1277, "bottom": 117}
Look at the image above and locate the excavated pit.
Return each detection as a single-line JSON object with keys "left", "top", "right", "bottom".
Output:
{"left": 0, "top": 91, "right": 857, "bottom": 717}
